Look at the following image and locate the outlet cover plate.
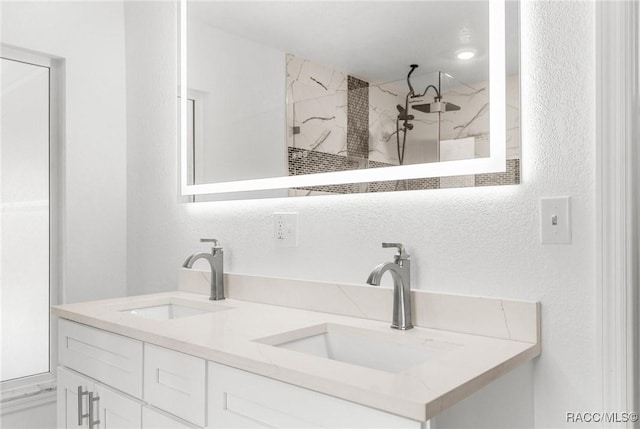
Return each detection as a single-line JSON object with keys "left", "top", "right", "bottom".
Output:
{"left": 274, "top": 212, "right": 298, "bottom": 247}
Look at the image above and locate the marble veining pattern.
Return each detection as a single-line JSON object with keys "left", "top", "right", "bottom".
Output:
{"left": 368, "top": 82, "right": 404, "bottom": 165}
{"left": 179, "top": 270, "right": 539, "bottom": 344}
{"left": 286, "top": 54, "right": 348, "bottom": 156}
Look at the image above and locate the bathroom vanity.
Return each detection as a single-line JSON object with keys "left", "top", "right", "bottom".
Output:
{"left": 52, "top": 272, "right": 540, "bottom": 428}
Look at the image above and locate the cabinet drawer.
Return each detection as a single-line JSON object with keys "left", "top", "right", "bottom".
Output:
{"left": 144, "top": 344, "right": 206, "bottom": 427}
{"left": 143, "top": 406, "right": 202, "bottom": 429}
{"left": 59, "top": 319, "right": 143, "bottom": 398}
{"left": 207, "top": 362, "right": 422, "bottom": 428}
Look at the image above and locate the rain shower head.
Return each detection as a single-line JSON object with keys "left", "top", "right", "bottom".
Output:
{"left": 404, "top": 65, "right": 461, "bottom": 114}
{"left": 411, "top": 100, "right": 461, "bottom": 113}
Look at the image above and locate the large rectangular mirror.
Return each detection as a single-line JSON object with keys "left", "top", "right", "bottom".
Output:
{"left": 179, "top": 0, "right": 519, "bottom": 198}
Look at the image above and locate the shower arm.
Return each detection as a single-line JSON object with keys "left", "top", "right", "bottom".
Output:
{"left": 406, "top": 65, "right": 443, "bottom": 100}
{"left": 414, "top": 84, "right": 441, "bottom": 100}
{"left": 406, "top": 64, "right": 419, "bottom": 95}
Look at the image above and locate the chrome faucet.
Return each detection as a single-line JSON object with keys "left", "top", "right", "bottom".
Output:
{"left": 183, "top": 239, "right": 225, "bottom": 301}
{"left": 366, "top": 243, "right": 413, "bottom": 330}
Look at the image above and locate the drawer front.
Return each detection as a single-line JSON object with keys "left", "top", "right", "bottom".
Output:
{"left": 59, "top": 319, "right": 143, "bottom": 398}
{"left": 207, "top": 362, "right": 422, "bottom": 429}
{"left": 144, "top": 344, "right": 206, "bottom": 427}
{"left": 143, "top": 406, "right": 203, "bottom": 429}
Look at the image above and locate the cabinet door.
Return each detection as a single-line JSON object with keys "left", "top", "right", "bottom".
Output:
{"left": 57, "top": 367, "right": 92, "bottom": 429}
{"left": 57, "top": 366, "right": 142, "bottom": 429}
{"left": 93, "top": 383, "right": 142, "bottom": 429}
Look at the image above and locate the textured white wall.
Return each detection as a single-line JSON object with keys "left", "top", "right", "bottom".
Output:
{"left": 125, "top": 1, "right": 597, "bottom": 428}
{"left": 1, "top": 2, "right": 128, "bottom": 304}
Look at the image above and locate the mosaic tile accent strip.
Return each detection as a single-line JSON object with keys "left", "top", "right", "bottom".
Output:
{"left": 288, "top": 147, "right": 362, "bottom": 176}
{"left": 288, "top": 148, "right": 519, "bottom": 194}
{"left": 366, "top": 161, "right": 439, "bottom": 192}
{"left": 440, "top": 175, "right": 475, "bottom": 189}
{"left": 367, "top": 178, "right": 440, "bottom": 193}
{"left": 475, "top": 159, "right": 521, "bottom": 186}
{"left": 347, "top": 76, "right": 369, "bottom": 160}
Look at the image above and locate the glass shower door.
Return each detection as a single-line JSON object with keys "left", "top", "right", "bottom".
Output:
{"left": 0, "top": 57, "right": 51, "bottom": 382}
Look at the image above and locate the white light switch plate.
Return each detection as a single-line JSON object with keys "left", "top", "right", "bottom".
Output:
{"left": 540, "top": 197, "right": 571, "bottom": 244}
{"left": 273, "top": 212, "right": 298, "bottom": 247}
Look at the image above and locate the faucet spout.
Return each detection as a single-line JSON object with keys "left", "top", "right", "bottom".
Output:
{"left": 183, "top": 252, "right": 210, "bottom": 269}
{"left": 183, "top": 241, "right": 225, "bottom": 301}
{"left": 366, "top": 243, "right": 413, "bottom": 330}
{"left": 366, "top": 262, "right": 399, "bottom": 286}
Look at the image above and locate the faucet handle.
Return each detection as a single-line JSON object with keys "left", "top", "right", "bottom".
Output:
{"left": 382, "top": 242, "right": 408, "bottom": 259}
{"left": 200, "top": 238, "right": 222, "bottom": 250}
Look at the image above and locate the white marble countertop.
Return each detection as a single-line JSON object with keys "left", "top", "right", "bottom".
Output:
{"left": 52, "top": 276, "right": 540, "bottom": 422}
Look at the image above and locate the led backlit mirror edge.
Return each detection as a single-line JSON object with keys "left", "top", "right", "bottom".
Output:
{"left": 179, "top": 0, "right": 506, "bottom": 196}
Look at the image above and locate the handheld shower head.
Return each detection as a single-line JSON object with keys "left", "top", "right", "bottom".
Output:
{"left": 396, "top": 104, "right": 414, "bottom": 121}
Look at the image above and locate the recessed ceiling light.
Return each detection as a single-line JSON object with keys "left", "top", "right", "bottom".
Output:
{"left": 457, "top": 50, "right": 475, "bottom": 60}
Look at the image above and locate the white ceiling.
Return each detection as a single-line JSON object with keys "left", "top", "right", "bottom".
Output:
{"left": 188, "top": 1, "right": 518, "bottom": 87}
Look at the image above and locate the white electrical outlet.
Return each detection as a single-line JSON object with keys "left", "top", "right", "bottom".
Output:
{"left": 273, "top": 212, "right": 298, "bottom": 247}
{"left": 540, "top": 197, "right": 571, "bottom": 244}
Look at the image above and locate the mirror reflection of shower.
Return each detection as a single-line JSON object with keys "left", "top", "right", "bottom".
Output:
{"left": 285, "top": 53, "right": 495, "bottom": 193}
{"left": 393, "top": 65, "right": 461, "bottom": 166}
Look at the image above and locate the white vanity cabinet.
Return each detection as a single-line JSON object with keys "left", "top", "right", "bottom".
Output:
{"left": 57, "top": 320, "right": 200, "bottom": 429}
{"left": 57, "top": 366, "right": 142, "bottom": 429}
{"left": 57, "top": 319, "right": 427, "bottom": 429}
{"left": 207, "top": 362, "right": 424, "bottom": 429}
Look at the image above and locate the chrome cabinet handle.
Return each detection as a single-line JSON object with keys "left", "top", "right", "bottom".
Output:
{"left": 88, "top": 392, "right": 100, "bottom": 429}
{"left": 77, "top": 386, "right": 89, "bottom": 426}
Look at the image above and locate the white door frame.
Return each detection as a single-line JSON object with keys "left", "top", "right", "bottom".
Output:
{"left": 596, "top": 1, "right": 639, "bottom": 426}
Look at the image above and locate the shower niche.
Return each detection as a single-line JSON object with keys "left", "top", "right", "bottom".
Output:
{"left": 179, "top": 1, "right": 520, "bottom": 199}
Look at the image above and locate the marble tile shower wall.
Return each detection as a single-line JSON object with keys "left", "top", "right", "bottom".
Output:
{"left": 369, "top": 74, "right": 520, "bottom": 165}
{"left": 286, "top": 54, "right": 348, "bottom": 158}
{"left": 286, "top": 54, "right": 520, "bottom": 195}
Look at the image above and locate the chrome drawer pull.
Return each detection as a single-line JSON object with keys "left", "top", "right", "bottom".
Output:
{"left": 89, "top": 392, "right": 101, "bottom": 429}
{"left": 77, "top": 386, "right": 89, "bottom": 425}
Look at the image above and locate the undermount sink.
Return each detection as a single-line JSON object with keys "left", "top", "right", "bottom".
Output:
{"left": 123, "top": 302, "right": 230, "bottom": 320}
{"left": 257, "top": 324, "right": 459, "bottom": 373}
